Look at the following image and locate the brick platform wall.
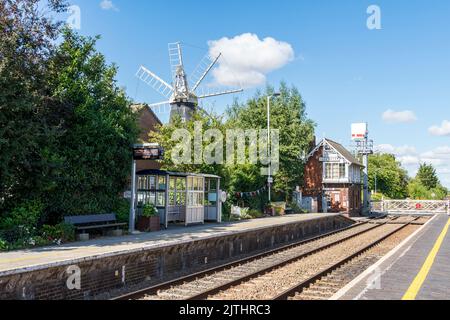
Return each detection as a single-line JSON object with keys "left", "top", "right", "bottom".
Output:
{"left": 0, "top": 215, "right": 353, "bottom": 300}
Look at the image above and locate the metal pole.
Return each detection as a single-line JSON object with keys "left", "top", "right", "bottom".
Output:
{"left": 217, "top": 178, "right": 221, "bottom": 223}
{"left": 267, "top": 96, "right": 271, "bottom": 204}
{"left": 363, "top": 137, "right": 370, "bottom": 215}
{"left": 374, "top": 172, "right": 377, "bottom": 195}
{"left": 129, "top": 159, "right": 137, "bottom": 234}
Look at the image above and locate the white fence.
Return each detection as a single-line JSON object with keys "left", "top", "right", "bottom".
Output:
{"left": 371, "top": 199, "right": 450, "bottom": 215}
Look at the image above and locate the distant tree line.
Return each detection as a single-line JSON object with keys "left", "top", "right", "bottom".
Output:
{"left": 369, "top": 154, "right": 448, "bottom": 200}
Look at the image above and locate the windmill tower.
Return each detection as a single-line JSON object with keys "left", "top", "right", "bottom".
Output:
{"left": 136, "top": 42, "right": 243, "bottom": 122}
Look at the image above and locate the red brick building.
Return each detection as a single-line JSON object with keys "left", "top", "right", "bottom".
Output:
{"left": 302, "top": 138, "right": 364, "bottom": 215}
{"left": 131, "top": 104, "right": 163, "bottom": 172}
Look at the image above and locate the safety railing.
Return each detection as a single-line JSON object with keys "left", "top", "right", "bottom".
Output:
{"left": 371, "top": 199, "right": 450, "bottom": 215}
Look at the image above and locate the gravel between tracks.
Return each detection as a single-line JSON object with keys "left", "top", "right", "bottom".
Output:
{"left": 291, "top": 225, "right": 420, "bottom": 300}
{"left": 208, "top": 223, "right": 407, "bottom": 300}
{"left": 141, "top": 223, "right": 377, "bottom": 300}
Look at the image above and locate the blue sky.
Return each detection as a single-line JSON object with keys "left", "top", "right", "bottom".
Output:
{"left": 66, "top": 0, "right": 450, "bottom": 187}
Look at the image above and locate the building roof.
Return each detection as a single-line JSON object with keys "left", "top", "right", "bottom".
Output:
{"left": 307, "top": 138, "right": 365, "bottom": 167}
{"left": 130, "top": 103, "right": 163, "bottom": 126}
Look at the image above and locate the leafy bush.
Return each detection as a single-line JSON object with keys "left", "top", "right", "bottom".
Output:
{"left": 0, "top": 200, "right": 43, "bottom": 231}
{"left": 0, "top": 200, "right": 43, "bottom": 244}
{"left": 142, "top": 203, "right": 158, "bottom": 218}
{"left": 248, "top": 209, "right": 263, "bottom": 219}
{"left": 239, "top": 208, "right": 252, "bottom": 220}
{"left": 288, "top": 202, "right": 302, "bottom": 214}
{"left": 41, "top": 223, "right": 75, "bottom": 244}
{"left": 114, "top": 198, "right": 130, "bottom": 224}
{"left": 0, "top": 238, "right": 8, "bottom": 251}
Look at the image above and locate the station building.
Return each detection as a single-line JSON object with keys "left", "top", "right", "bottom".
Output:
{"left": 130, "top": 104, "right": 222, "bottom": 227}
{"left": 135, "top": 170, "right": 222, "bottom": 228}
{"left": 302, "top": 138, "right": 364, "bottom": 215}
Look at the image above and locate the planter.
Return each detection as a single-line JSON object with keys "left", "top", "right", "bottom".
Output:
{"left": 137, "top": 216, "right": 160, "bottom": 232}
{"left": 264, "top": 206, "right": 275, "bottom": 216}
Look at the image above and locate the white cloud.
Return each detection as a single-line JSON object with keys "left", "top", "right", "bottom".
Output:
{"left": 100, "top": 0, "right": 118, "bottom": 11}
{"left": 376, "top": 144, "right": 420, "bottom": 166}
{"left": 208, "top": 33, "right": 295, "bottom": 88}
{"left": 397, "top": 155, "right": 420, "bottom": 166}
{"left": 420, "top": 146, "right": 450, "bottom": 168}
{"left": 376, "top": 144, "right": 417, "bottom": 156}
{"left": 376, "top": 143, "right": 450, "bottom": 188}
{"left": 382, "top": 109, "right": 417, "bottom": 124}
{"left": 429, "top": 120, "right": 450, "bottom": 136}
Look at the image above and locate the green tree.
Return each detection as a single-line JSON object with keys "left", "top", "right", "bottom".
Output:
{"left": 150, "top": 111, "right": 227, "bottom": 176}
{"left": 43, "top": 30, "right": 139, "bottom": 218}
{"left": 150, "top": 84, "right": 315, "bottom": 211}
{"left": 368, "top": 154, "right": 409, "bottom": 199}
{"left": 0, "top": 0, "right": 68, "bottom": 214}
{"left": 416, "top": 163, "right": 439, "bottom": 189}
{"left": 407, "top": 179, "right": 432, "bottom": 200}
{"left": 408, "top": 163, "right": 448, "bottom": 200}
{"left": 226, "top": 84, "right": 315, "bottom": 201}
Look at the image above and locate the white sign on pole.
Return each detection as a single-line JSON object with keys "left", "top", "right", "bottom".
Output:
{"left": 123, "top": 191, "right": 132, "bottom": 199}
{"left": 220, "top": 191, "right": 228, "bottom": 203}
{"left": 351, "top": 123, "right": 368, "bottom": 141}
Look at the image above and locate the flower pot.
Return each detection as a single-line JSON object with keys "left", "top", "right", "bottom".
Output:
{"left": 137, "top": 216, "right": 160, "bottom": 232}
{"left": 264, "top": 206, "right": 275, "bottom": 216}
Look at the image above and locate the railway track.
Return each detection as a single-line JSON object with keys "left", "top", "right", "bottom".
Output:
{"left": 273, "top": 219, "right": 421, "bottom": 300}
{"left": 113, "top": 221, "right": 376, "bottom": 300}
{"left": 291, "top": 225, "right": 418, "bottom": 300}
{"left": 114, "top": 216, "right": 423, "bottom": 301}
{"left": 206, "top": 218, "right": 421, "bottom": 300}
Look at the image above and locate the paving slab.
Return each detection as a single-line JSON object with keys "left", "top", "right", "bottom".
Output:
{"left": 0, "top": 213, "right": 342, "bottom": 276}
{"left": 332, "top": 213, "right": 450, "bottom": 300}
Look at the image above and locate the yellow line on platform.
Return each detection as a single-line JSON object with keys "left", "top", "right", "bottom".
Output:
{"left": 402, "top": 217, "right": 450, "bottom": 300}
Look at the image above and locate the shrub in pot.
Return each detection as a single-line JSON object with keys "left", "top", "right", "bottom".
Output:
{"left": 137, "top": 204, "right": 160, "bottom": 232}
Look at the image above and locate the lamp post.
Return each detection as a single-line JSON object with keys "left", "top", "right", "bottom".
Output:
{"left": 374, "top": 171, "right": 377, "bottom": 195}
{"left": 267, "top": 93, "right": 281, "bottom": 204}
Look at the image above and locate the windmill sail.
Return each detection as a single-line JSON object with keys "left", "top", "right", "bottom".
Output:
{"left": 168, "top": 42, "right": 183, "bottom": 81}
{"left": 136, "top": 66, "right": 173, "bottom": 99}
{"left": 136, "top": 42, "right": 243, "bottom": 123}
{"left": 190, "top": 53, "right": 221, "bottom": 91}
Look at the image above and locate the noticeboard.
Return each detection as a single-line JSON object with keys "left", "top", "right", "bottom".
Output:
{"left": 133, "top": 146, "right": 164, "bottom": 161}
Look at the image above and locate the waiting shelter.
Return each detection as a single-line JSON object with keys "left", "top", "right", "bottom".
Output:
{"left": 135, "top": 169, "right": 222, "bottom": 228}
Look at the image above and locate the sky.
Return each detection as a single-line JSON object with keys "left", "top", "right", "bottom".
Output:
{"left": 63, "top": 0, "right": 450, "bottom": 188}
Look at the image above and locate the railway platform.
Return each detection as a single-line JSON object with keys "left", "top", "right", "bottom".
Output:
{"left": 0, "top": 213, "right": 340, "bottom": 274}
{"left": 0, "top": 213, "right": 353, "bottom": 300}
{"left": 332, "top": 213, "right": 450, "bottom": 300}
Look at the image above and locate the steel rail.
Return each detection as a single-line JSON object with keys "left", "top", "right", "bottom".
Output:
{"left": 185, "top": 222, "right": 388, "bottom": 300}
{"left": 112, "top": 219, "right": 371, "bottom": 300}
{"left": 272, "top": 217, "right": 420, "bottom": 300}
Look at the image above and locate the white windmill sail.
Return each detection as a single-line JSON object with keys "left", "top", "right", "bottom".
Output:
{"left": 189, "top": 53, "right": 221, "bottom": 91}
{"left": 168, "top": 42, "right": 184, "bottom": 81}
{"left": 136, "top": 66, "right": 173, "bottom": 99}
{"left": 135, "top": 41, "right": 243, "bottom": 123}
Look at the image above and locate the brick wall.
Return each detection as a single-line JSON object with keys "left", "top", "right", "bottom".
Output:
{"left": 303, "top": 146, "right": 323, "bottom": 197}
{"left": 132, "top": 104, "right": 162, "bottom": 172}
{"left": 0, "top": 215, "right": 354, "bottom": 300}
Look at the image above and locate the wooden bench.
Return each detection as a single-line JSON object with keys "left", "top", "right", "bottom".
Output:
{"left": 64, "top": 214, "right": 127, "bottom": 240}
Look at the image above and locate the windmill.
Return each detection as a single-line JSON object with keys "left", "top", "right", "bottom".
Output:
{"left": 136, "top": 42, "right": 243, "bottom": 123}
